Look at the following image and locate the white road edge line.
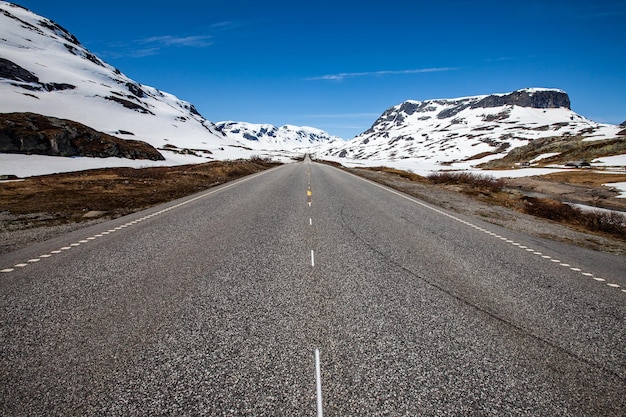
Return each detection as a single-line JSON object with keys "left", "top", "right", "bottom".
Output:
{"left": 315, "top": 348, "right": 324, "bottom": 417}
{"left": 0, "top": 167, "right": 277, "bottom": 274}
{"left": 347, "top": 170, "right": 623, "bottom": 294}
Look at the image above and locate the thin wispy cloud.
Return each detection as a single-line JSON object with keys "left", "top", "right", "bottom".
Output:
{"left": 140, "top": 35, "right": 214, "bottom": 48}
{"left": 99, "top": 32, "right": 217, "bottom": 59}
{"left": 485, "top": 56, "right": 515, "bottom": 62}
{"left": 307, "top": 67, "right": 458, "bottom": 81}
{"left": 128, "top": 48, "right": 161, "bottom": 58}
{"left": 484, "top": 54, "right": 537, "bottom": 63}
{"left": 210, "top": 21, "right": 236, "bottom": 29}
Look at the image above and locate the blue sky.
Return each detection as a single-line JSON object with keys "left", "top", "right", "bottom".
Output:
{"left": 14, "top": 0, "right": 626, "bottom": 139}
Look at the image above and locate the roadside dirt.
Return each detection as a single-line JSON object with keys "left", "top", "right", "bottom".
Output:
{"left": 0, "top": 158, "right": 279, "bottom": 254}
{"left": 506, "top": 171, "right": 626, "bottom": 212}
{"left": 348, "top": 168, "right": 626, "bottom": 255}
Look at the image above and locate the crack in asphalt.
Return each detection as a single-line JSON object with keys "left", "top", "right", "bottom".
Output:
{"left": 338, "top": 205, "right": 626, "bottom": 383}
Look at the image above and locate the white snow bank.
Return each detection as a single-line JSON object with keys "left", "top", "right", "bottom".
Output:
{"left": 605, "top": 182, "right": 626, "bottom": 198}
{"left": 0, "top": 153, "right": 206, "bottom": 177}
{"left": 530, "top": 153, "right": 560, "bottom": 163}
{"left": 592, "top": 155, "right": 626, "bottom": 167}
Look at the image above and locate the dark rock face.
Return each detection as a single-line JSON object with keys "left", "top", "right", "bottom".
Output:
{"left": 105, "top": 96, "right": 154, "bottom": 115}
{"left": 243, "top": 132, "right": 258, "bottom": 141}
{"left": 0, "top": 112, "right": 164, "bottom": 160}
{"left": 42, "top": 82, "right": 76, "bottom": 92}
{"left": 38, "top": 19, "right": 80, "bottom": 46}
{"left": 397, "top": 101, "right": 434, "bottom": 116}
{"left": 472, "top": 90, "right": 570, "bottom": 110}
{"left": 0, "top": 58, "right": 76, "bottom": 92}
{"left": 0, "top": 58, "right": 39, "bottom": 83}
{"left": 437, "top": 103, "right": 471, "bottom": 119}
{"left": 126, "top": 82, "right": 146, "bottom": 98}
{"left": 188, "top": 104, "right": 202, "bottom": 117}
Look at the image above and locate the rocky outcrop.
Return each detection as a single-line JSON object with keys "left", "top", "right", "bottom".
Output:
{"left": 471, "top": 89, "right": 570, "bottom": 110}
{"left": 367, "top": 89, "right": 572, "bottom": 129}
{"left": 105, "top": 95, "right": 154, "bottom": 115}
{"left": 0, "top": 112, "right": 164, "bottom": 160}
{"left": 0, "top": 57, "right": 39, "bottom": 83}
{"left": 0, "top": 58, "right": 76, "bottom": 92}
{"left": 433, "top": 89, "right": 570, "bottom": 120}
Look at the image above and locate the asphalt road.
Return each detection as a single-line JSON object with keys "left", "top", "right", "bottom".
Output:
{"left": 1, "top": 159, "right": 625, "bottom": 416}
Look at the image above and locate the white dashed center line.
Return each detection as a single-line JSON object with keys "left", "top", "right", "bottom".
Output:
{"left": 315, "top": 348, "right": 324, "bottom": 417}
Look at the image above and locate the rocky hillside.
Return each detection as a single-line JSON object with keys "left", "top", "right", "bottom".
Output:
{"left": 0, "top": 112, "right": 164, "bottom": 160}
{"left": 320, "top": 88, "right": 622, "bottom": 168}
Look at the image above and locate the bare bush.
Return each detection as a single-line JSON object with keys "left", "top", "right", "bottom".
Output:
{"left": 522, "top": 197, "right": 625, "bottom": 238}
{"left": 582, "top": 210, "right": 626, "bottom": 236}
{"left": 250, "top": 155, "right": 274, "bottom": 165}
{"left": 428, "top": 171, "right": 505, "bottom": 192}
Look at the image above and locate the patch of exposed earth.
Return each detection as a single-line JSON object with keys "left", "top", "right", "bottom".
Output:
{"left": 506, "top": 175, "right": 626, "bottom": 212}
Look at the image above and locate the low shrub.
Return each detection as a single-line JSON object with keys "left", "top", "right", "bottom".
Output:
{"left": 581, "top": 210, "right": 625, "bottom": 237}
{"left": 428, "top": 171, "right": 505, "bottom": 192}
{"left": 250, "top": 155, "right": 274, "bottom": 165}
{"left": 522, "top": 197, "right": 625, "bottom": 238}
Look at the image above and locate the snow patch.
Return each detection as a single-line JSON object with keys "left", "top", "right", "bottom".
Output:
{"left": 606, "top": 182, "right": 626, "bottom": 198}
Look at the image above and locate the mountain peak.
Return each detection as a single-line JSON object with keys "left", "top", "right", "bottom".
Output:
{"left": 322, "top": 88, "right": 620, "bottom": 166}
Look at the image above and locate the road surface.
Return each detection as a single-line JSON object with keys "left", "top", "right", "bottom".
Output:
{"left": 1, "top": 159, "right": 625, "bottom": 415}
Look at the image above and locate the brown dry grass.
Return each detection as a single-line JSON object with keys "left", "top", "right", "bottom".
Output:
{"left": 361, "top": 166, "right": 429, "bottom": 183}
{"left": 0, "top": 159, "right": 279, "bottom": 228}
{"left": 535, "top": 171, "right": 626, "bottom": 187}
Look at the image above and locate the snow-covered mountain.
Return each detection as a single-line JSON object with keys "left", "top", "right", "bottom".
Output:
{"left": 0, "top": 2, "right": 338, "bottom": 176}
{"left": 320, "top": 88, "right": 622, "bottom": 170}
{"left": 214, "top": 122, "right": 343, "bottom": 150}
{"left": 0, "top": 2, "right": 246, "bottom": 158}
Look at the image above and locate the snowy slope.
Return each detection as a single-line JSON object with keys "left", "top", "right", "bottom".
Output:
{"left": 214, "top": 121, "right": 343, "bottom": 150}
{"left": 0, "top": 2, "right": 247, "bottom": 158}
{"left": 319, "top": 88, "right": 622, "bottom": 171}
{"left": 0, "top": 2, "right": 337, "bottom": 176}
